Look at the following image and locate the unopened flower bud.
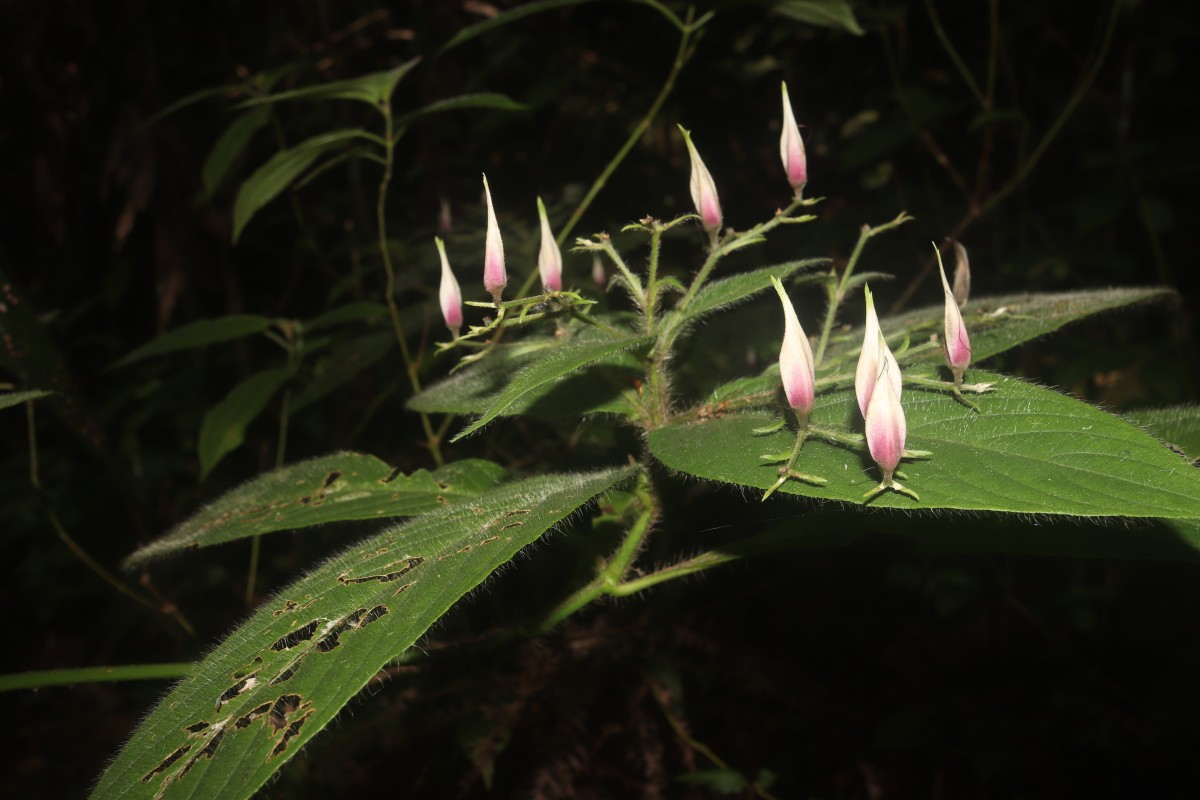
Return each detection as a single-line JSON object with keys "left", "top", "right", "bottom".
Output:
{"left": 438, "top": 196, "right": 453, "bottom": 235}
{"left": 771, "top": 276, "right": 815, "bottom": 425}
{"left": 780, "top": 82, "right": 807, "bottom": 196}
{"left": 678, "top": 125, "right": 722, "bottom": 234}
{"left": 536, "top": 197, "right": 563, "bottom": 292}
{"left": 936, "top": 243, "right": 971, "bottom": 385}
{"left": 865, "top": 352, "right": 906, "bottom": 484}
{"left": 591, "top": 253, "right": 606, "bottom": 287}
{"left": 854, "top": 285, "right": 901, "bottom": 417}
{"left": 435, "top": 236, "right": 462, "bottom": 338}
{"left": 482, "top": 173, "right": 506, "bottom": 305}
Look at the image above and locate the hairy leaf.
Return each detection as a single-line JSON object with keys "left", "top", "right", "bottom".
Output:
{"left": 1123, "top": 405, "right": 1200, "bottom": 461}
{"left": 232, "top": 130, "right": 367, "bottom": 242}
{"left": 93, "top": 466, "right": 636, "bottom": 800}
{"left": 648, "top": 368, "right": 1200, "bottom": 517}
{"left": 450, "top": 331, "right": 652, "bottom": 441}
{"left": 674, "top": 258, "right": 829, "bottom": 324}
{"left": 198, "top": 367, "right": 292, "bottom": 480}
{"left": 822, "top": 286, "right": 1176, "bottom": 370}
{"left": 113, "top": 316, "right": 273, "bottom": 368}
{"left": 409, "top": 337, "right": 640, "bottom": 419}
{"left": 124, "top": 453, "right": 507, "bottom": 568}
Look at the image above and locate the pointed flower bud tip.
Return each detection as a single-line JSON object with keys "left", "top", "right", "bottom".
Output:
{"left": 482, "top": 174, "right": 506, "bottom": 304}
{"left": 536, "top": 197, "right": 563, "bottom": 292}
{"left": 771, "top": 276, "right": 815, "bottom": 421}
{"left": 435, "top": 237, "right": 462, "bottom": 337}
{"left": 950, "top": 238, "right": 970, "bottom": 308}
{"left": 780, "top": 82, "right": 808, "bottom": 194}
{"left": 678, "top": 124, "right": 723, "bottom": 233}
{"left": 865, "top": 353, "right": 907, "bottom": 482}
{"left": 935, "top": 243, "right": 971, "bottom": 380}
{"left": 854, "top": 284, "right": 882, "bottom": 418}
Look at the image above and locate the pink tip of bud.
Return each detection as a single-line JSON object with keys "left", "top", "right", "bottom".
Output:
{"left": 936, "top": 243, "right": 971, "bottom": 380}
{"left": 865, "top": 353, "right": 907, "bottom": 481}
{"left": 678, "top": 125, "right": 723, "bottom": 234}
{"left": 536, "top": 197, "right": 563, "bottom": 292}
{"left": 435, "top": 237, "right": 462, "bottom": 337}
{"left": 771, "top": 276, "right": 815, "bottom": 423}
{"left": 591, "top": 254, "right": 606, "bottom": 287}
{"left": 482, "top": 173, "right": 507, "bottom": 304}
{"left": 780, "top": 82, "right": 808, "bottom": 195}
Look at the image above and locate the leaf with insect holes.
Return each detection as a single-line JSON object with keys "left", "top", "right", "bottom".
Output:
{"left": 92, "top": 465, "right": 636, "bottom": 800}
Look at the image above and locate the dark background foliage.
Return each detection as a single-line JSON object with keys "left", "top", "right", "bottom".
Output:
{"left": 2, "top": 0, "right": 1198, "bottom": 797}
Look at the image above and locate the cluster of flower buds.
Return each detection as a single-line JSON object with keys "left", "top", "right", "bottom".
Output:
{"left": 856, "top": 285, "right": 916, "bottom": 500}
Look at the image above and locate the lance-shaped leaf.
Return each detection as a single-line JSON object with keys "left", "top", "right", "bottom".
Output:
{"left": 397, "top": 92, "right": 527, "bottom": 125}
{"left": 822, "top": 287, "right": 1176, "bottom": 370}
{"left": 0, "top": 389, "right": 57, "bottom": 412}
{"left": 237, "top": 60, "right": 420, "bottom": 110}
{"left": 113, "top": 315, "right": 273, "bottom": 368}
{"left": 124, "top": 453, "right": 507, "bottom": 568}
{"left": 199, "top": 107, "right": 271, "bottom": 201}
{"left": 672, "top": 258, "right": 829, "bottom": 325}
{"left": 233, "top": 130, "right": 369, "bottom": 242}
{"left": 92, "top": 465, "right": 637, "bottom": 800}
{"left": 450, "top": 331, "right": 652, "bottom": 441}
{"left": 438, "top": 0, "right": 600, "bottom": 53}
{"left": 409, "top": 338, "right": 641, "bottom": 420}
{"left": 290, "top": 332, "right": 394, "bottom": 415}
{"left": 1123, "top": 405, "right": 1200, "bottom": 461}
{"left": 198, "top": 367, "right": 293, "bottom": 480}
{"left": 648, "top": 368, "right": 1200, "bottom": 517}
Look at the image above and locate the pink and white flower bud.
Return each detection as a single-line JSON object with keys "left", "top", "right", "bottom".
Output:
{"left": 435, "top": 236, "right": 462, "bottom": 337}
{"left": 950, "top": 239, "right": 970, "bottom": 308}
{"left": 865, "top": 352, "right": 907, "bottom": 483}
{"left": 771, "top": 276, "right": 815, "bottom": 425}
{"left": 854, "top": 285, "right": 901, "bottom": 417}
{"left": 678, "top": 125, "right": 723, "bottom": 234}
{"left": 482, "top": 173, "right": 506, "bottom": 305}
{"left": 591, "top": 254, "right": 606, "bottom": 287}
{"left": 536, "top": 197, "right": 563, "bottom": 292}
{"left": 937, "top": 245, "right": 971, "bottom": 384}
{"left": 780, "top": 82, "right": 807, "bottom": 196}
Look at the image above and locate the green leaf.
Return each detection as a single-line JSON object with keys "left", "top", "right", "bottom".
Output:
{"left": 410, "top": 337, "right": 640, "bottom": 419}
{"left": 675, "top": 770, "right": 748, "bottom": 793}
{"left": 0, "top": 663, "right": 191, "bottom": 693}
{"left": 450, "top": 331, "right": 652, "bottom": 441}
{"left": 124, "top": 453, "right": 507, "bottom": 568}
{"left": 200, "top": 107, "right": 271, "bottom": 201}
{"left": 823, "top": 287, "right": 1176, "bottom": 370}
{"left": 439, "top": 0, "right": 598, "bottom": 53}
{"left": 1123, "top": 405, "right": 1200, "bottom": 461}
{"left": 0, "top": 389, "right": 57, "bottom": 412}
{"left": 232, "top": 130, "right": 367, "bottom": 243}
{"left": 290, "top": 332, "right": 394, "bottom": 415}
{"left": 93, "top": 466, "right": 636, "bottom": 800}
{"left": 147, "top": 85, "right": 234, "bottom": 125}
{"left": 237, "top": 59, "right": 420, "bottom": 110}
{"left": 648, "top": 368, "right": 1200, "bottom": 517}
{"left": 397, "top": 92, "right": 527, "bottom": 125}
{"left": 198, "top": 367, "right": 293, "bottom": 480}
{"left": 114, "top": 315, "right": 273, "bottom": 368}
{"left": 302, "top": 302, "right": 388, "bottom": 332}
{"left": 772, "top": 0, "right": 865, "bottom": 35}
{"left": 674, "top": 258, "right": 829, "bottom": 324}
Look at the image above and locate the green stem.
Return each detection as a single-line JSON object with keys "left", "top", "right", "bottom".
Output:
{"left": 534, "top": 477, "right": 657, "bottom": 633}
{"left": 516, "top": 6, "right": 704, "bottom": 298}
{"left": 813, "top": 212, "right": 912, "bottom": 367}
{"left": 924, "top": 0, "right": 985, "bottom": 108}
{"left": 26, "top": 399, "right": 38, "bottom": 489}
{"left": 376, "top": 105, "right": 444, "bottom": 466}
{"left": 644, "top": 225, "right": 663, "bottom": 332}
{"left": 0, "top": 663, "right": 193, "bottom": 693}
